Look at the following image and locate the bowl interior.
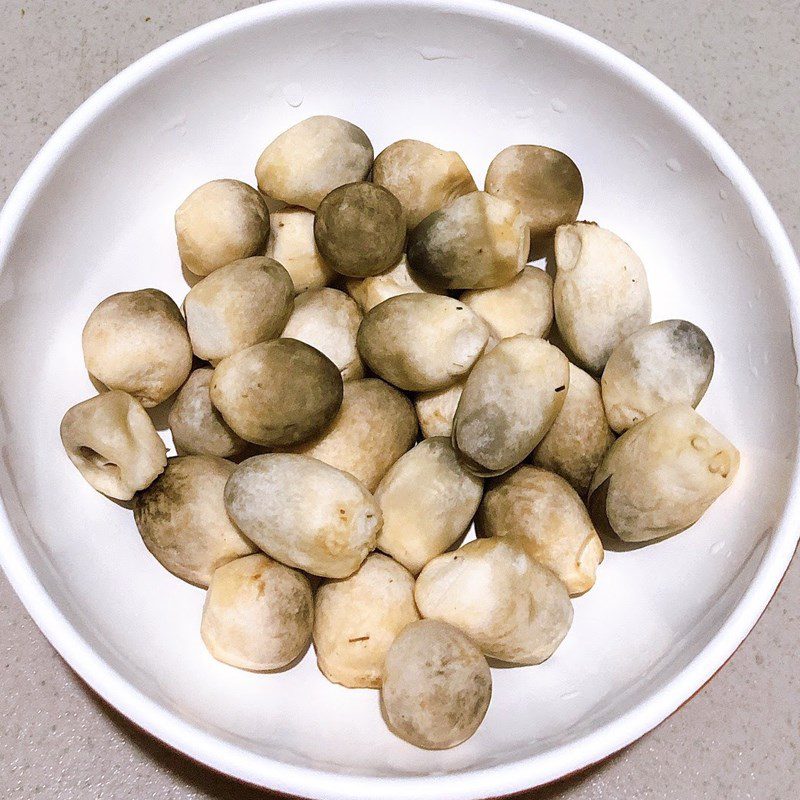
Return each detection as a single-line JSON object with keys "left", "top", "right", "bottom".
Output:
{"left": 0, "top": 0, "right": 797, "bottom": 796}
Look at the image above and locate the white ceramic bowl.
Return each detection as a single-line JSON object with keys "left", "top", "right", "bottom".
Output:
{"left": 1, "top": 0, "right": 798, "bottom": 797}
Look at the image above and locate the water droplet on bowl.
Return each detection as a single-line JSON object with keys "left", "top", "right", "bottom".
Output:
{"left": 720, "top": 210, "right": 729, "bottom": 223}
{"left": 560, "top": 690, "right": 580, "bottom": 701}
{"left": 666, "top": 158, "right": 682, "bottom": 172}
{"left": 719, "top": 188, "right": 728, "bottom": 200}
{"left": 513, "top": 37, "right": 524, "bottom": 50}
{"left": 282, "top": 82, "right": 304, "bottom": 107}
{"left": 550, "top": 98, "right": 566, "bottom": 113}
{"left": 709, "top": 541, "right": 725, "bottom": 555}
{"left": 631, "top": 135, "right": 651, "bottom": 151}
{"left": 515, "top": 108, "right": 536, "bottom": 119}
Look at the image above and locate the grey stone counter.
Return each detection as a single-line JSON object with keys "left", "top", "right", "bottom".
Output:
{"left": 0, "top": 1, "right": 797, "bottom": 798}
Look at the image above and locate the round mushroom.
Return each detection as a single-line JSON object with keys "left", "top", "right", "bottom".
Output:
{"left": 60, "top": 390, "right": 167, "bottom": 501}
{"left": 209, "top": 338, "right": 343, "bottom": 447}
{"left": 345, "top": 255, "right": 440, "bottom": 313}
{"left": 532, "top": 363, "right": 615, "bottom": 496}
{"left": 375, "top": 437, "right": 483, "bottom": 575}
{"left": 415, "top": 537, "right": 573, "bottom": 665}
{"left": 406, "top": 191, "right": 529, "bottom": 290}
{"left": 281, "top": 288, "right": 364, "bottom": 381}
{"left": 167, "top": 368, "right": 246, "bottom": 458}
{"left": 588, "top": 404, "right": 739, "bottom": 543}
{"left": 485, "top": 145, "right": 583, "bottom": 240}
{"left": 381, "top": 619, "right": 491, "bottom": 750}
{"left": 313, "top": 553, "right": 420, "bottom": 688}
{"left": 265, "top": 206, "right": 337, "bottom": 294}
{"left": 184, "top": 257, "right": 294, "bottom": 363}
{"left": 201, "top": 554, "right": 313, "bottom": 671}
{"left": 453, "top": 335, "right": 569, "bottom": 476}
{"left": 601, "top": 319, "right": 715, "bottom": 433}
{"left": 255, "top": 116, "right": 373, "bottom": 210}
{"left": 414, "top": 381, "right": 464, "bottom": 439}
{"left": 372, "top": 139, "right": 477, "bottom": 229}
{"left": 314, "top": 182, "right": 406, "bottom": 277}
{"left": 224, "top": 453, "right": 381, "bottom": 578}
{"left": 356, "top": 293, "right": 490, "bottom": 391}
{"left": 175, "top": 179, "right": 270, "bottom": 277}
{"left": 82, "top": 289, "right": 192, "bottom": 407}
{"left": 553, "top": 222, "right": 651, "bottom": 373}
{"left": 285, "top": 378, "right": 418, "bottom": 492}
{"left": 459, "top": 266, "right": 553, "bottom": 340}
{"left": 477, "top": 466, "right": 603, "bottom": 595}
{"left": 134, "top": 455, "right": 256, "bottom": 587}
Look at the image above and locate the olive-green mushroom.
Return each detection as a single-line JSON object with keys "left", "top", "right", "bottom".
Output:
{"left": 415, "top": 537, "right": 573, "bottom": 664}
{"left": 255, "top": 116, "right": 373, "bottom": 211}
{"left": 407, "top": 191, "right": 529, "bottom": 290}
{"left": 357, "top": 293, "right": 489, "bottom": 391}
{"left": 224, "top": 453, "right": 381, "bottom": 578}
{"left": 265, "top": 206, "right": 337, "bottom": 294}
{"left": 313, "top": 553, "right": 420, "bottom": 688}
{"left": 588, "top": 404, "right": 739, "bottom": 543}
{"left": 175, "top": 179, "right": 270, "bottom": 277}
{"left": 345, "top": 255, "right": 440, "bottom": 313}
{"left": 313, "top": 182, "right": 406, "bottom": 277}
{"left": 485, "top": 145, "right": 583, "bottom": 240}
{"left": 372, "top": 139, "right": 477, "bottom": 229}
{"left": 414, "top": 381, "right": 464, "bottom": 439}
{"left": 375, "top": 437, "right": 483, "bottom": 575}
{"left": 532, "top": 363, "right": 615, "bottom": 495}
{"left": 134, "top": 456, "right": 256, "bottom": 587}
{"left": 168, "top": 368, "right": 247, "bottom": 458}
{"left": 601, "top": 319, "right": 715, "bottom": 433}
{"left": 286, "top": 378, "right": 417, "bottom": 492}
{"left": 60, "top": 390, "right": 167, "bottom": 501}
{"left": 381, "top": 619, "right": 491, "bottom": 750}
{"left": 460, "top": 266, "right": 553, "bottom": 340}
{"left": 210, "top": 338, "right": 342, "bottom": 447}
{"left": 477, "top": 466, "right": 603, "bottom": 595}
{"left": 201, "top": 554, "right": 313, "bottom": 671}
{"left": 554, "top": 222, "right": 651, "bottom": 373}
{"left": 281, "top": 288, "right": 364, "bottom": 381}
{"left": 453, "top": 335, "right": 569, "bottom": 476}
{"left": 82, "top": 289, "right": 192, "bottom": 407}
{"left": 184, "top": 257, "right": 294, "bottom": 363}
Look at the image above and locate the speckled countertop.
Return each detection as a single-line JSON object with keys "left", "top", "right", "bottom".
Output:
{"left": 1, "top": 1, "right": 798, "bottom": 798}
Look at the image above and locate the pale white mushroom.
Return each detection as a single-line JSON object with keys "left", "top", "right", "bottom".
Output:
{"left": 265, "top": 206, "right": 337, "bottom": 294}
{"left": 414, "top": 381, "right": 464, "bottom": 439}
{"left": 60, "top": 390, "right": 167, "bottom": 501}
{"left": 356, "top": 293, "right": 489, "bottom": 391}
{"left": 184, "top": 256, "right": 294, "bottom": 363}
{"left": 286, "top": 378, "right": 418, "bottom": 492}
{"left": 313, "top": 553, "right": 420, "bottom": 688}
{"left": 460, "top": 266, "right": 553, "bottom": 340}
{"left": 453, "top": 335, "right": 569, "bottom": 476}
{"left": 478, "top": 466, "right": 603, "bottom": 595}
{"left": 532, "top": 363, "right": 615, "bottom": 495}
{"left": 372, "top": 139, "right": 477, "bottom": 229}
{"left": 224, "top": 454, "right": 381, "bottom": 578}
{"left": 553, "top": 222, "right": 651, "bottom": 373}
{"left": 255, "top": 116, "right": 373, "bottom": 210}
{"left": 82, "top": 289, "right": 192, "bottom": 407}
{"left": 201, "top": 554, "right": 313, "bottom": 671}
{"left": 345, "top": 255, "right": 440, "bottom": 313}
{"left": 415, "top": 537, "right": 573, "bottom": 665}
{"left": 588, "top": 404, "right": 739, "bottom": 542}
{"left": 375, "top": 437, "right": 483, "bottom": 575}
{"left": 601, "top": 319, "right": 715, "bottom": 433}
{"left": 281, "top": 288, "right": 364, "bottom": 381}
{"left": 175, "top": 179, "right": 269, "bottom": 277}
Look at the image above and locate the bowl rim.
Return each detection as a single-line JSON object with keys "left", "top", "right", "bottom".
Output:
{"left": 1, "top": 0, "right": 799, "bottom": 797}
